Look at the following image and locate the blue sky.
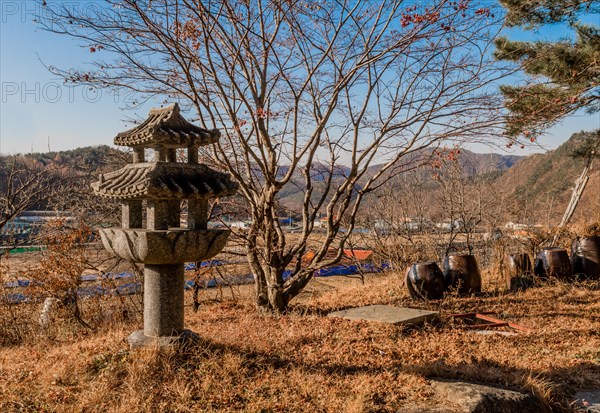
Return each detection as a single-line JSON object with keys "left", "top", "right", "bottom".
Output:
{"left": 1, "top": 0, "right": 598, "bottom": 156}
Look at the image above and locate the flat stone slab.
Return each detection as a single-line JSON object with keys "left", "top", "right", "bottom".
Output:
{"left": 574, "top": 390, "right": 600, "bottom": 413}
{"left": 431, "top": 379, "right": 547, "bottom": 413}
{"left": 327, "top": 305, "right": 438, "bottom": 326}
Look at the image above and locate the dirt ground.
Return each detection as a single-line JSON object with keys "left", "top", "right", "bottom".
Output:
{"left": 1, "top": 266, "right": 599, "bottom": 412}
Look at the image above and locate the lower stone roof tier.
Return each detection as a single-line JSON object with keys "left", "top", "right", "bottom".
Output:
{"left": 91, "top": 162, "right": 238, "bottom": 200}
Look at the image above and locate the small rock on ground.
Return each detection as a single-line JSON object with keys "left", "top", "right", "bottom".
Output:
{"left": 573, "top": 390, "right": 600, "bottom": 413}
{"left": 429, "top": 379, "right": 548, "bottom": 413}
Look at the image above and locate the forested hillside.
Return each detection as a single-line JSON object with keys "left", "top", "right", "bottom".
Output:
{"left": 492, "top": 131, "right": 599, "bottom": 226}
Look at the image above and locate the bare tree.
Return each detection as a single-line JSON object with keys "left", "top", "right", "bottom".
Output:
{"left": 359, "top": 165, "right": 436, "bottom": 267}
{"left": 0, "top": 156, "right": 56, "bottom": 236}
{"left": 48, "top": 147, "right": 129, "bottom": 226}
{"left": 41, "top": 0, "right": 515, "bottom": 313}
{"left": 434, "top": 151, "right": 494, "bottom": 255}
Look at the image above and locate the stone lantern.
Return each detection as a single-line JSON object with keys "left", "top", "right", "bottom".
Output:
{"left": 92, "top": 103, "right": 238, "bottom": 348}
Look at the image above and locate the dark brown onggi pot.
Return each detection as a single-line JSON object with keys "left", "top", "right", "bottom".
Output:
{"left": 504, "top": 252, "right": 534, "bottom": 291}
{"left": 442, "top": 254, "right": 482, "bottom": 295}
{"left": 571, "top": 236, "right": 600, "bottom": 279}
{"left": 534, "top": 247, "right": 572, "bottom": 280}
{"left": 405, "top": 262, "right": 445, "bottom": 300}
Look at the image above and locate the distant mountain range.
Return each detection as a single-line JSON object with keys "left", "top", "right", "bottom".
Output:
{"left": 3, "top": 131, "right": 597, "bottom": 227}
{"left": 274, "top": 147, "right": 524, "bottom": 210}
{"left": 272, "top": 132, "right": 598, "bottom": 229}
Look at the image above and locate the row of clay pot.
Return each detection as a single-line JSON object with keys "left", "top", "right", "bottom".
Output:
{"left": 406, "top": 236, "right": 600, "bottom": 299}
{"left": 405, "top": 254, "right": 482, "bottom": 300}
{"left": 570, "top": 235, "right": 600, "bottom": 278}
{"left": 505, "top": 235, "right": 600, "bottom": 291}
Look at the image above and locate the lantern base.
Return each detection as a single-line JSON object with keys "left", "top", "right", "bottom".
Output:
{"left": 128, "top": 329, "right": 200, "bottom": 350}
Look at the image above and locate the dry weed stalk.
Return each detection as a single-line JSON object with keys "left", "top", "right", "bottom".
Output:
{"left": 22, "top": 220, "right": 93, "bottom": 329}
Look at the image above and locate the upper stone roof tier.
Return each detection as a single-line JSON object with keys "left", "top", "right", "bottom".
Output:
{"left": 92, "top": 162, "right": 239, "bottom": 200}
{"left": 114, "top": 103, "right": 220, "bottom": 148}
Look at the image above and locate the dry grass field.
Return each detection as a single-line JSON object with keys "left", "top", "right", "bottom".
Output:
{"left": 1, "top": 267, "right": 599, "bottom": 412}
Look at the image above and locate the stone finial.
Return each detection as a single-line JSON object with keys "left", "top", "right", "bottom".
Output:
{"left": 114, "top": 103, "right": 220, "bottom": 148}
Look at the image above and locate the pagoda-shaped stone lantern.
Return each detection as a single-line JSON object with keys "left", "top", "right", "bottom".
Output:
{"left": 92, "top": 103, "right": 238, "bottom": 348}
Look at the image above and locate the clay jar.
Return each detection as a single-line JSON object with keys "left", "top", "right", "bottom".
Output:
{"left": 504, "top": 252, "right": 534, "bottom": 291}
{"left": 571, "top": 236, "right": 600, "bottom": 279}
{"left": 442, "top": 254, "right": 482, "bottom": 295}
{"left": 534, "top": 247, "right": 572, "bottom": 280}
{"left": 405, "top": 262, "right": 445, "bottom": 300}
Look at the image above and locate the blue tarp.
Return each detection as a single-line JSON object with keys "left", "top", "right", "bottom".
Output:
{"left": 315, "top": 263, "right": 383, "bottom": 277}
{"left": 3, "top": 259, "right": 235, "bottom": 289}
{"left": 185, "top": 274, "right": 255, "bottom": 290}
{"left": 77, "top": 282, "right": 141, "bottom": 298}
{"left": 2, "top": 293, "right": 28, "bottom": 304}
{"left": 4, "top": 272, "right": 135, "bottom": 288}
{"left": 3, "top": 282, "right": 143, "bottom": 304}
{"left": 80, "top": 272, "right": 136, "bottom": 282}
{"left": 115, "top": 282, "right": 142, "bottom": 295}
{"left": 5, "top": 279, "right": 32, "bottom": 288}
{"left": 3, "top": 261, "right": 388, "bottom": 304}
{"left": 185, "top": 260, "right": 226, "bottom": 271}
{"left": 77, "top": 285, "right": 107, "bottom": 298}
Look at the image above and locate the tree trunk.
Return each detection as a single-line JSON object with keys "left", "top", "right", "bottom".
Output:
{"left": 263, "top": 266, "right": 286, "bottom": 314}
{"left": 250, "top": 261, "right": 287, "bottom": 314}
{"left": 247, "top": 240, "right": 270, "bottom": 313}
{"left": 252, "top": 268, "right": 270, "bottom": 313}
{"left": 551, "top": 159, "right": 592, "bottom": 246}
